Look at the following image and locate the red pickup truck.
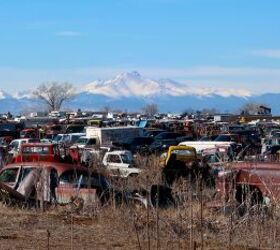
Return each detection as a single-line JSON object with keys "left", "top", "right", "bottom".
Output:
{"left": 213, "top": 162, "right": 280, "bottom": 207}
{"left": 13, "top": 143, "right": 61, "bottom": 163}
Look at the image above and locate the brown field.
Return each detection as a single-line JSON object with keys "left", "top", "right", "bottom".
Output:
{"left": 0, "top": 157, "right": 278, "bottom": 250}
{"left": 0, "top": 189, "right": 279, "bottom": 250}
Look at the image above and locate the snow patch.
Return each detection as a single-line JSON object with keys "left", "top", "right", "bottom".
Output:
{"left": 13, "top": 90, "right": 33, "bottom": 99}
{"left": 83, "top": 71, "right": 252, "bottom": 98}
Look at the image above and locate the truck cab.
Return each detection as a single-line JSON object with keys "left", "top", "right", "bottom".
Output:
{"left": 102, "top": 150, "right": 141, "bottom": 178}
{"left": 13, "top": 143, "right": 61, "bottom": 163}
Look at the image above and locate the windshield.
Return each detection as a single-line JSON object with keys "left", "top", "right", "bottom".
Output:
{"left": 172, "top": 149, "right": 195, "bottom": 156}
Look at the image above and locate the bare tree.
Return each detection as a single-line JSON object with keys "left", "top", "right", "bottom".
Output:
{"left": 142, "top": 103, "right": 158, "bottom": 117}
{"left": 33, "top": 82, "right": 75, "bottom": 111}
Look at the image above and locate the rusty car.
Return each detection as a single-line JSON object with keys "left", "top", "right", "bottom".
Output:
{"left": 0, "top": 160, "right": 147, "bottom": 208}
{"left": 212, "top": 162, "right": 280, "bottom": 209}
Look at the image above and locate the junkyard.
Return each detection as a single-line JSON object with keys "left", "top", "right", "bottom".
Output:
{"left": 2, "top": 1, "right": 280, "bottom": 249}
{"left": 0, "top": 106, "right": 279, "bottom": 249}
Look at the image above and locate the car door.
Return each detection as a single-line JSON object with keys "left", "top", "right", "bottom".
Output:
{"left": 56, "top": 169, "right": 96, "bottom": 204}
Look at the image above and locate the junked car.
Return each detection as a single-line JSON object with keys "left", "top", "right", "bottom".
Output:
{"left": 102, "top": 150, "right": 141, "bottom": 178}
{"left": 13, "top": 143, "right": 62, "bottom": 163}
{"left": 211, "top": 162, "right": 280, "bottom": 209}
{"left": 0, "top": 162, "right": 130, "bottom": 206}
{"left": 160, "top": 145, "right": 199, "bottom": 186}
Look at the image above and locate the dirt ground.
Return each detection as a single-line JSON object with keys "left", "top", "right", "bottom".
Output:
{"left": 0, "top": 201, "right": 277, "bottom": 250}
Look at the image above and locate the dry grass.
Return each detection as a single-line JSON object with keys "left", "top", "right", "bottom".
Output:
{"left": 0, "top": 156, "right": 280, "bottom": 249}
{"left": 1, "top": 197, "right": 280, "bottom": 249}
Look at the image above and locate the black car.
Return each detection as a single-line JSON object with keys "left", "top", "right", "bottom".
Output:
{"left": 148, "top": 132, "right": 192, "bottom": 154}
{"left": 115, "top": 136, "right": 154, "bottom": 154}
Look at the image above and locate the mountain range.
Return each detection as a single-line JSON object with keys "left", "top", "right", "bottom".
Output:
{"left": 1, "top": 71, "right": 280, "bottom": 114}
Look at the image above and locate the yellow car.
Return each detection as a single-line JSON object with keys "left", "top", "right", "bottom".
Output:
{"left": 160, "top": 145, "right": 197, "bottom": 167}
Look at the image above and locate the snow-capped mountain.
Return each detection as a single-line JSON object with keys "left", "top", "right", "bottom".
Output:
{"left": 0, "top": 90, "right": 13, "bottom": 100}
{"left": 13, "top": 90, "right": 34, "bottom": 99}
{"left": 84, "top": 71, "right": 162, "bottom": 97}
{"left": 83, "top": 71, "right": 251, "bottom": 98}
{"left": 0, "top": 71, "right": 279, "bottom": 114}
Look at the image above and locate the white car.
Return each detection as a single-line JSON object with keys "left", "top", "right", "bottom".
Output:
{"left": 102, "top": 150, "right": 141, "bottom": 178}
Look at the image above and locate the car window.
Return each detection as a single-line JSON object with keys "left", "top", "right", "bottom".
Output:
{"left": 0, "top": 168, "right": 19, "bottom": 182}
{"left": 59, "top": 170, "right": 109, "bottom": 189}
{"left": 88, "top": 138, "right": 96, "bottom": 145}
{"left": 59, "top": 170, "right": 79, "bottom": 184}
{"left": 53, "top": 135, "right": 62, "bottom": 142}
{"left": 22, "top": 146, "right": 50, "bottom": 154}
{"left": 121, "top": 154, "right": 131, "bottom": 164}
{"left": 10, "top": 141, "right": 19, "bottom": 148}
{"left": 107, "top": 154, "right": 122, "bottom": 163}
{"left": 63, "top": 135, "right": 70, "bottom": 142}
{"left": 71, "top": 135, "right": 81, "bottom": 143}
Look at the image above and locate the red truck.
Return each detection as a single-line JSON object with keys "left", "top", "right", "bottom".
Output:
{"left": 213, "top": 162, "right": 280, "bottom": 207}
{"left": 13, "top": 143, "right": 61, "bottom": 163}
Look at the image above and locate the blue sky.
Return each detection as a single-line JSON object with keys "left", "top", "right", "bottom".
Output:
{"left": 0, "top": 0, "right": 280, "bottom": 94}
